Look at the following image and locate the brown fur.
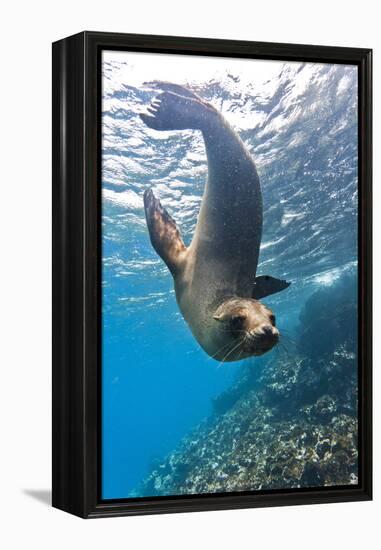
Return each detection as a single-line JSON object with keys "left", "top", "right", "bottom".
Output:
{"left": 141, "top": 83, "right": 282, "bottom": 362}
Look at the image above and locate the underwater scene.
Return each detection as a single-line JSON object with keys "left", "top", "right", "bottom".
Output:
{"left": 101, "top": 51, "right": 358, "bottom": 499}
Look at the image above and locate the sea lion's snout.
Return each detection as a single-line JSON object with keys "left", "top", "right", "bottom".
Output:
{"left": 255, "top": 324, "right": 279, "bottom": 341}
{"left": 261, "top": 325, "right": 275, "bottom": 337}
{"left": 247, "top": 324, "right": 279, "bottom": 355}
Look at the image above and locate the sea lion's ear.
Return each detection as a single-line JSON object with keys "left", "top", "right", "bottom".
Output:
{"left": 252, "top": 275, "right": 291, "bottom": 300}
{"left": 143, "top": 189, "right": 188, "bottom": 275}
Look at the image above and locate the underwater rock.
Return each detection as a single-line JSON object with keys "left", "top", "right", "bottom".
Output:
{"left": 298, "top": 275, "right": 357, "bottom": 360}
{"left": 212, "top": 363, "right": 263, "bottom": 415}
{"left": 137, "top": 277, "right": 358, "bottom": 497}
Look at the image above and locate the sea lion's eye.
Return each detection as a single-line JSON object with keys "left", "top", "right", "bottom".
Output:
{"left": 269, "top": 314, "right": 276, "bottom": 326}
{"left": 230, "top": 314, "right": 245, "bottom": 330}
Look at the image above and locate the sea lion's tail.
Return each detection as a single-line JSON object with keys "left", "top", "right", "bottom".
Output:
{"left": 140, "top": 82, "right": 217, "bottom": 132}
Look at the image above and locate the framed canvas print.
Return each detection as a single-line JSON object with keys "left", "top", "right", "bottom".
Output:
{"left": 52, "top": 32, "right": 372, "bottom": 518}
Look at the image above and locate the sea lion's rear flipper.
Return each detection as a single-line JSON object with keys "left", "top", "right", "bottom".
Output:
{"left": 252, "top": 275, "right": 291, "bottom": 300}
{"left": 140, "top": 89, "right": 216, "bottom": 132}
{"left": 143, "top": 189, "right": 187, "bottom": 275}
{"left": 143, "top": 81, "right": 202, "bottom": 101}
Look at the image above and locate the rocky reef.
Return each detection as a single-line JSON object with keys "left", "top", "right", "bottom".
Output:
{"left": 138, "top": 276, "right": 358, "bottom": 496}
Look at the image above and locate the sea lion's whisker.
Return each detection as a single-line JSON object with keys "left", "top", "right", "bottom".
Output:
{"left": 279, "top": 327, "right": 296, "bottom": 338}
{"left": 208, "top": 340, "right": 235, "bottom": 361}
{"left": 280, "top": 334, "right": 298, "bottom": 349}
{"left": 276, "top": 342, "right": 289, "bottom": 363}
{"left": 214, "top": 345, "right": 237, "bottom": 369}
{"left": 217, "top": 342, "right": 241, "bottom": 369}
{"left": 236, "top": 346, "right": 245, "bottom": 363}
{"left": 213, "top": 340, "right": 243, "bottom": 368}
{"left": 277, "top": 341, "right": 300, "bottom": 371}
{"left": 278, "top": 341, "right": 289, "bottom": 354}
{"left": 221, "top": 338, "right": 245, "bottom": 363}
{"left": 279, "top": 329, "right": 298, "bottom": 344}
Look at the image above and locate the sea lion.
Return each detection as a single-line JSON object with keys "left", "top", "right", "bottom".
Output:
{"left": 140, "top": 82, "right": 290, "bottom": 362}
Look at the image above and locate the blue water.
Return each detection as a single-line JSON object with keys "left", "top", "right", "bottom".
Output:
{"left": 101, "top": 52, "right": 358, "bottom": 499}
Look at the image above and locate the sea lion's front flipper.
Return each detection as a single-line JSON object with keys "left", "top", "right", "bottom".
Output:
{"left": 143, "top": 189, "right": 187, "bottom": 275}
{"left": 252, "top": 275, "right": 291, "bottom": 300}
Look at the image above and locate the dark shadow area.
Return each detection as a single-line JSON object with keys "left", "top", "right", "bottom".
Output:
{"left": 23, "top": 489, "right": 51, "bottom": 506}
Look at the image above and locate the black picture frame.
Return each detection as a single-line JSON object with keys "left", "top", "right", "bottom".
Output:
{"left": 52, "top": 31, "right": 372, "bottom": 518}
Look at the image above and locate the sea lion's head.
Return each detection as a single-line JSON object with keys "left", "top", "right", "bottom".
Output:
{"left": 212, "top": 298, "right": 279, "bottom": 361}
